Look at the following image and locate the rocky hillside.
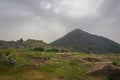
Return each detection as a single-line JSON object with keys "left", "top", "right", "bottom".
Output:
{"left": 0, "top": 40, "right": 28, "bottom": 49}
{"left": 0, "top": 39, "right": 52, "bottom": 49}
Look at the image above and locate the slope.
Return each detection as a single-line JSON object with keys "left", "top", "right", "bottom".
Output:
{"left": 51, "top": 28, "right": 120, "bottom": 53}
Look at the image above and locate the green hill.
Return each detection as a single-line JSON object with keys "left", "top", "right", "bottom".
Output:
{"left": 25, "top": 39, "right": 52, "bottom": 49}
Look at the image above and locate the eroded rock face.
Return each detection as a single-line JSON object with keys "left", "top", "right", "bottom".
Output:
{"left": 88, "top": 64, "right": 120, "bottom": 80}
{"left": 0, "top": 40, "right": 29, "bottom": 49}
{"left": 0, "top": 39, "right": 54, "bottom": 50}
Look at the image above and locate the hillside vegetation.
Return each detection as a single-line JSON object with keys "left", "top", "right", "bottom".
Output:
{"left": 0, "top": 39, "right": 68, "bottom": 52}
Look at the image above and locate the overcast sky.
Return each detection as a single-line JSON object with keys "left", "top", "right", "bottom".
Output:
{"left": 0, "top": 0, "right": 120, "bottom": 43}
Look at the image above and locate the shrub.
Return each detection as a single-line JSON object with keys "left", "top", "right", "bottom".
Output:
{"left": 49, "top": 48, "right": 59, "bottom": 52}
{"left": 33, "top": 47, "right": 45, "bottom": 52}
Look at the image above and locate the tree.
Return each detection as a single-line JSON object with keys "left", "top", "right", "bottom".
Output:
{"left": 17, "top": 38, "right": 24, "bottom": 44}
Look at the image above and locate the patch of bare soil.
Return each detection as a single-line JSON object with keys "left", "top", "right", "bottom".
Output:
{"left": 21, "top": 57, "right": 50, "bottom": 69}
{"left": 31, "top": 56, "right": 50, "bottom": 64}
{"left": 20, "top": 63, "right": 40, "bottom": 69}
{"left": 58, "top": 53, "right": 72, "bottom": 59}
{"left": 82, "top": 57, "right": 102, "bottom": 62}
{"left": 87, "top": 62, "right": 120, "bottom": 80}
{"left": 75, "top": 58, "right": 89, "bottom": 63}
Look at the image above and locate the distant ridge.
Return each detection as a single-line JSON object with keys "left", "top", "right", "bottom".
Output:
{"left": 0, "top": 39, "right": 52, "bottom": 49}
{"left": 51, "top": 28, "right": 120, "bottom": 53}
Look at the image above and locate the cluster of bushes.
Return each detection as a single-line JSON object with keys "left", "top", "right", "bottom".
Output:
{"left": 32, "top": 47, "right": 69, "bottom": 52}
{"left": 33, "top": 47, "right": 45, "bottom": 52}
{"left": 46, "top": 48, "right": 59, "bottom": 52}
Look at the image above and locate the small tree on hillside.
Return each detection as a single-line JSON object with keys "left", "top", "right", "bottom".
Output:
{"left": 17, "top": 38, "right": 24, "bottom": 44}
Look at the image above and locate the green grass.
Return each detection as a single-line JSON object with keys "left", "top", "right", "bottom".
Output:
{"left": 112, "top": 59, "right": 120, "bottom": 66}
{"left": 55, "top": 60, "right": 92, "bottom": 80}
{"left": 0, "top": 49, "right": 120, "bottom": 80}
{"left": 39, "top": 63, "right": 61, "bottom": 73}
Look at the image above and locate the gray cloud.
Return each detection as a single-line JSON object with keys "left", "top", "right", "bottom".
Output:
{"left": 0, "top": 0, "right": 120, "bottom": 43}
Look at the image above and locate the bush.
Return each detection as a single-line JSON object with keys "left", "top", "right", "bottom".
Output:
{"left": 47, "top": 48, "right": 59, "bottom": 52}
{"left": 112, "top": 60, "right": 120, "bottom": 66}
{"left": 33, "top": 47, "right": 45, "bottom": 52}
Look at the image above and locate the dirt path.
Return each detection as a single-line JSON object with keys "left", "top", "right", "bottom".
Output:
{"left": 93, "top": 61, "right": 112, "bottom": 69}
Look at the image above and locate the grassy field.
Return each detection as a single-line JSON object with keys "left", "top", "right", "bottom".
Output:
{"left": 0, "top": 49, "right": 120, "bottom": 80}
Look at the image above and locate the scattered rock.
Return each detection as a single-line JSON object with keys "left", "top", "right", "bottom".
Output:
{"left": 87, "top": 64, "right": 120, "bottom": 80}
{"left": 31, "top": 56, "right": 50, "bottom": 64}
{"left": 21, "top": 63, "right": 40, "bottom": 69}
{"left": 3, "top": 53, "right": 16, "bottom": 66}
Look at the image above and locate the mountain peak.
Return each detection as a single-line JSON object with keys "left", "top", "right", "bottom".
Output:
{"left": 51, "top": 28, "right": 120, "bottom": 53}
{"left": 73, "top": 28, "right": 84, "bottom": 32}
{"left": 69, "top": 28, "right": 88, "bottom": 36}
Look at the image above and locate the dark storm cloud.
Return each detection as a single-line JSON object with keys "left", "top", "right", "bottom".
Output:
{"left": 0, "top": 0, "right": 34, "bottom": 27}
{"left": 0, "top": 0, "right": 57, "bottom": 27}
{"left": 0, "top": 0, "right": 120, "bottom": 43}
